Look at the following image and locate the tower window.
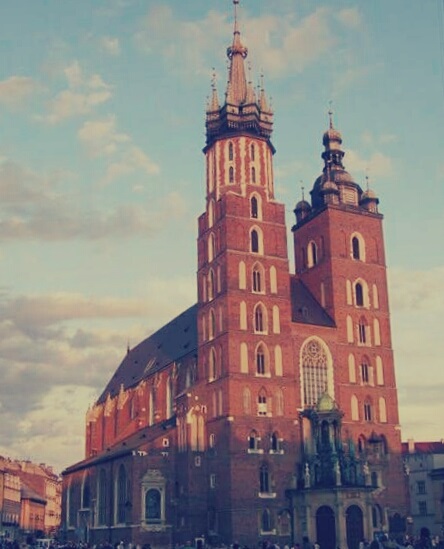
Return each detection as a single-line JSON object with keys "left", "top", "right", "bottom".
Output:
{"left": 364, "top": 401, "right": 372, "bottom": 421}
{"left": 251, "top": 143, "right": 255, "bottom": 161}
{"left": 360, "top": 362, "right": 369, "bottom": 383}
{"left": 258, "top": 392, "right": 267, "bottom": 416}
{"left": 252, "top": 166, "right": 256, "bottom": 183}
{"left": 252, "top": 265, "right": 263, "bottom": 292}
{"left": 307, "top": 240, "right": 318, "bottom": 267}
{"left": 248, "top": 430, "right": 259, "bottom": 451}
{"left": 352, "top": 236, "right": 360, "bottom": 260}
{"left": 229, "top": 166, "right": 234, "bottom": 183}
{"left": 228, "top": 142, "right": 234, "bottom": 161}
{"left": 355, "top": 283, "right": 364, "bottom": 306}
{"left": 251, "top": 229, "right": 259, "bottom": 252}
{"left": 254, "top": 305, "right": 266, "bottom": 333}
{"left": 251, "top": 196, "right": 258, "bottom": 218}
{"left": 260, "top": 464, "right": 270, "bottom": 493}
{"left": 271, "top": 432, "right": 280, "bottom": 452}
{"left": 256, "top": 345, "right": 266, "bottom": 375}
{"left": 358, "top": 319, "right": 367, "bottom": 344}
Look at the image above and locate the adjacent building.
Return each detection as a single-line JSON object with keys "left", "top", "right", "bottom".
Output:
{"left": 403, "top": 440, "right": 444, "bottom": 538}
{"left": 62, "top": 3, "right": 408, "bottom": 549}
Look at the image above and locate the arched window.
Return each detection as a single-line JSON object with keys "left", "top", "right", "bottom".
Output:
{"left": 347, "top": 315, "right": 354, "bottom": 343}
{"left": 256, "top": 344, "right": 267, "bottom": 375}
{"left": 352, "top": 236, "right": 360, "bottom": 259}
{"left": 300, "top": 338, "right": 333, "bottom": 407}
{"left": 272, "top": 305, "right": 280, "bottom": 333}
{"left": 208, "top": 233, "right": 215, "bottom": 262}
{"left": 270, "top": 266, "right": 277, "bottom": 293}
{"left": 379, "top": 397, "right": 387, "bottom": 423}
{"left": 207, "top": 270, "right": 215, "bottom": 300}
{"left": 254, "top": 304, "right": 267, "bottom": 333}
{"left": 251, "top": 143, "right": 255, "bottom": 161}
{"left": 348, "top": 354, "right": 356, "bottom": 383}
{"left": 260, "top": 464, "right": 270, "bottom": 493}
{"left": 240, "top": 301, "right": 247, "bottom": 330}
{"left": 145, "top": 489, "right": 161, "bottom": 522}
{"left": 360, "top": 360, "right": 369, "bottom": 384}
{"left": 209, "top": 309, "right": 216, "bottom": 339}
{"left": 376, "top": 356, "right": 384, "bottom": 385}
{"left": 208, "top": 200, "right": 215, "bottom": 228}
{"left": 251, "top": 229, "right": 259, "bottom": 253}
{"left": 351, "top": 232, "right": 366, "bottom": 261}
{"left": 258, "top": 388, "right": 268, "bottom": 416}
{"left": 81, "top": 473, "right": 91, "bottom": 509}
{"left": 248, "top": 430, "right": 259, "bottom": 451}
{"left": 251, "top": 166, "right": 256, "bottom": 183}
{"left": 116, "top": 464, "right": 128, "bottom": 524}
{"left": 209, "top": 348, "right": 217, "bottom": 380}
{"left": 261, "top": 509, "right": 272, "bottom": 533}
{"left": 229, "top": 166, "right": 234, "bottom": 183}
{"left": 364, "top": 399, "right": 373, "bottom": 421}
{"left": 228, "top": 141, "right": 234, "bottom": 161}
{"left": 307, "top": 240, "right": 318, "bottom": 267}
{"left": 355, "top": 283, "right": 364, "bottom": 306}
{"left": 374, "top": 318, "right": 381, "bottom": 345}
{"left": 251, "top": 195, "right": 258, "bottom": 218}
{"left": 358, "top": 317, "right": 368, "bottom": 344}
{"left": 271, "top": 432, "right": 280, "bottom": 452}
{"left": 252, "top": 263, "right": 264, "bottom": 292}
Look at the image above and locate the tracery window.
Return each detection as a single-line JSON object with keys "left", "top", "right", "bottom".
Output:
{"left": 254, "top": 304, "right": 266, "bottom": 333}
{"left": 228, "top": 142, "right": 234, "bottom": 161}
{"left": 256, "top": 344, "right": 267, "bottom": 375}
{"left": 248, "top": 430, "right": 259, "bottom": 451}
{"left": 260, "top": 464, "right": 270, "bottom": 493}
{"left": 251, "top": 229, "right": 259, "bottom": 253}
{"left": 252, "top": 263, "right": 264, "bottom": 292}
{"left": 301, "top": 338, "right": 331, "bottom": 407}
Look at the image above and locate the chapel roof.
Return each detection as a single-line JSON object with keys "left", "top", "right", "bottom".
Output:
{"left": 97, "top": 304, "right": 198, "bottom": 404}
{"left": 290, "top": 277, "right": 336, "bottom": 327}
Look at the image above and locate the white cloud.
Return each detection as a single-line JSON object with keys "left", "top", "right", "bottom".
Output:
{"left": 336, "top": 7, "right": 362, "bottom": 29}
{"left": 78, "top": 116, "right": 130, "bottom": 156}
{"left": 0, "top": 76, "right": 40, "bottom": 107}
{"left": 41, "top": 61, "right": 112, "bottom": 124}
{"left": 100, "top": 36, "right": 121, "bottom": 56}
{"left": 345, "top": 149, "right": 393, "bottom": 179}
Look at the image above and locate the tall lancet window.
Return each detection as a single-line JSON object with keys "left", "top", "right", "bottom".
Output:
{"left": 251, "top": 143, "right": 255, "bottom": 161}
{"left": 251, "top": 196, "right": 258, "bottom": 218}
{"left": 228, "top": 142, "right": 234, "bottom": 161}
{"left": 251, "top": 166, "right": 256, "bottom": 183}
{"left": 229, "top": 166, "right": 234, "bottom": 183}
{"left": 300, "top": 337, "right": 333, "bottom": 408}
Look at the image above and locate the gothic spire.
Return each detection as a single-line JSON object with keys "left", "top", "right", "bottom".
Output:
{"left": 226, "top": 0, "right": 248, "bottom": 105}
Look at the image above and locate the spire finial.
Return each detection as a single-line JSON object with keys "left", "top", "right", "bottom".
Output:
{"left": 365, "top": 169, "right": 370, "bottom": 191}
{"left": 233, "top": 0, "right": 240, "bottom": 34}
{"left": 300, "top": 181, "right": 305, "bottom": 201}
{"left": 328, "top": 100, "right": 334, "bottom": 129}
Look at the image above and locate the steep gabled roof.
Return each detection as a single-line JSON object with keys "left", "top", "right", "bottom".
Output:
{"left": 97, "top": 304, "right": 198, "bottom": 404}
{"left": 290, "top": 276, "right": 335, "bottom": 328}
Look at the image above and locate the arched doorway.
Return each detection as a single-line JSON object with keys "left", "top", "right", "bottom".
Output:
{"left": 346, "top": 505, "right": 364, "bottom": 549}
{"left": 316, "top": 505, "right": 336, "bottom": 549}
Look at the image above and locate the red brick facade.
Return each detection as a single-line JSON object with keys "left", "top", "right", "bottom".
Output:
{"left": 62, "top": 5, "right": 407, "bottom": 549}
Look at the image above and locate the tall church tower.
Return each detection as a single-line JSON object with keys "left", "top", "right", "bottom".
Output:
{"left": 290, "top": 114, "right": 407, "bottom": 544}
{"left": 193, "top": 0, "right": 299, "bottom": 542}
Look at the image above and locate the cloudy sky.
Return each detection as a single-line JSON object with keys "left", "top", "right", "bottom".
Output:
{"left": 0, "top": 0, "right": 443, "bottom": 474}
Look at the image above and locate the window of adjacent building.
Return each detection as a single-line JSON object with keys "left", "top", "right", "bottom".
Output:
{"left": 417, "top": 481, "right": 426, "bottom": 494}
{"left": 300, "top": 338, "right": 332, "bottom": 408}
{"left": 418, "top": 501, "right": 427, "bottom": 516}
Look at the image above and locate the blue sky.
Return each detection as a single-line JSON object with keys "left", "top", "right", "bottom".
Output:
{"left": 0, "top": 0, "right": 443, "bottom": 473}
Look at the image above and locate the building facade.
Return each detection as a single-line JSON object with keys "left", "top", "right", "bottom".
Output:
{"left": 403, "top": 440, "right": 444, "bottom": 538}
{"left": 62, "top": 3, "right": 408, "bottom": 549}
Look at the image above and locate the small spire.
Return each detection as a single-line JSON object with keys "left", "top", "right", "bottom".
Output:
{"left": 328, "top": 100, "right": 334, "bottom": 129}
{"left": 301, "top": 182, "right": 305, "bottom": 201}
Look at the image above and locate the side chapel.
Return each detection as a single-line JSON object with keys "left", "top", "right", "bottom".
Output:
{"left": 62, "top": 2, "right": 408, "bottom": 548}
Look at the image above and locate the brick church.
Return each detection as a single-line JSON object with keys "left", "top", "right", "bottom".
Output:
{"left": 62, "top": 2, "right": 408, "bottom": 548}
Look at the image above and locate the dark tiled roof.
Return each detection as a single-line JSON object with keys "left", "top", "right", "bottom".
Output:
{"left": 63, "top": 417, "right": 176, "bottom": 474}
{"left": 402, "top": 441, "right": 444, "bottom": 454}
{"left": 21, "top": 482, "right": 46, "bottom": 504}
{"left": 290, "top": 276, "right": 335, "bottom": 327}
{"left": 97, "top": 304, "right": 198, "bottom": 404}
